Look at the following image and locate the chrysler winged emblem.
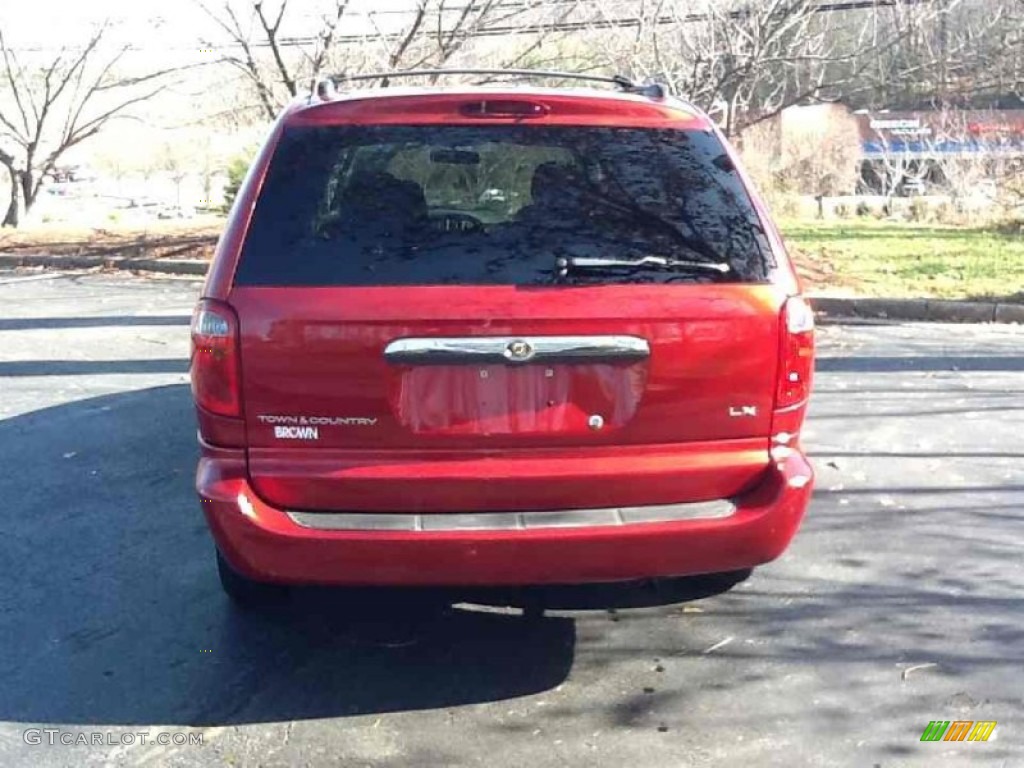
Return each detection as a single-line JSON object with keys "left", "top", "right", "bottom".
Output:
{"left": 504, "top": 339, "right": 535, "bottom": 362}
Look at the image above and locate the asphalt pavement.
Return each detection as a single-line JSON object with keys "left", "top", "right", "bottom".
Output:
{"left": 0, "top": 269, "right": 1021, "bottom": 767}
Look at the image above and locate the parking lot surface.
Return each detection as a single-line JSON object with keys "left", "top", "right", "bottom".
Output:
{"left": 0, "top": 271, "right": 1021, "bottom": 767}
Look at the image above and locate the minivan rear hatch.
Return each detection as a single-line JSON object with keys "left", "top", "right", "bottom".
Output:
{"left": 230, "top": 95, "right": 784, "bottom": 512}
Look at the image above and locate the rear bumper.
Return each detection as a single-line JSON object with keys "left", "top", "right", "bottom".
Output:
{"left": 197, "top": 446, "right": 813, "bottom": 586}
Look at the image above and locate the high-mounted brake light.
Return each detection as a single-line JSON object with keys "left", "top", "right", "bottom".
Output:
{"left": 459, "top": 100, "right": 549, "bottom": 118}
{"left": 775, "top": 296, "right": 815, "bottom": 411}
{"left": 190, "top": 300, "right": 241, "bottom": 418}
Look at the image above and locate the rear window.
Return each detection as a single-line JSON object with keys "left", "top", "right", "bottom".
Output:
{"left": 234, "top": 124, "right": 772, "bottom": 286}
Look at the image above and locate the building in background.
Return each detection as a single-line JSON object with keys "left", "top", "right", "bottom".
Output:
{"left": 854, "top": 109, "right": 1024, "bottom": 197}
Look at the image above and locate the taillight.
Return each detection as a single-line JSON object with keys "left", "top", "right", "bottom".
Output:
{"left": 776, "top": 296, "right": 815, "bottom": 410}
{"left": 459, "top": 100, "right": 549, "bottom": 118}
{"left": 190, "top": 300, "right": 241, "bottom": 417}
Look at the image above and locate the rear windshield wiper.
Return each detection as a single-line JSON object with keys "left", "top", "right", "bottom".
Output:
{"left": 556, "top": 255, "right": 731, "bottom": 277}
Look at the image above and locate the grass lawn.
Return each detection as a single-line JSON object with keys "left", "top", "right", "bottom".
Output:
{"left": 781, "top": 219, "right": 1024, "bottom": 303}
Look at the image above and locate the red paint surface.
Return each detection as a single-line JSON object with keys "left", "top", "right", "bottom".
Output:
{"left": 200, "top": 443, "right": 813, "bottom": 586}
{"left": 192, "top": 87, "right": 815, "bottom": 586}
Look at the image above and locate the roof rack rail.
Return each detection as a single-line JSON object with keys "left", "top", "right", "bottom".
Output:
{"left": 314, "top": 69, "right": 667, "bottom": 101}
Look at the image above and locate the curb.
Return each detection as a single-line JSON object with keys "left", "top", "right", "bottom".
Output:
{"left": 2, "top": 254, "right": 1021, "bottom": 323}
{"left": 808, "top": 296, "right": 1024, "bottom": 324}
{"left": 0, "top": 253, "right": 209, "bottom": 277}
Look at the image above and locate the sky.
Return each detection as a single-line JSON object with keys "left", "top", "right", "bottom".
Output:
{"left": 2, "top": 0, "right": 425, "bottom": 53}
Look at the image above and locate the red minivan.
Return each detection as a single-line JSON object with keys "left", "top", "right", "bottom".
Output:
{"left": 191, "top": 71, "right": 815, "bottom": 605}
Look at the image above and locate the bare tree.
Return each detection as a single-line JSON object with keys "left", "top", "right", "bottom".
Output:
{"left": 565, "top": 1, "right": 993, "bottom": 136}
{"left": 0, "top": 24, "right": 177, "bottom": 226}
{"left": 418, "top": 0, "right": 573, "bottom": 76}
{"left": 197, "top": 0, "right": 352, "bottom": 121}
{"left": 573, "top": 0, "right": 857, "bottom": 136}
{"left": 159, "top": 142, "right": 192, "bottom": 209}
{"left": 853, "top": 0, "right": 1010, "bottom": 109}
{"left": 198, "top": 0, "right": 582, "bottom": 118}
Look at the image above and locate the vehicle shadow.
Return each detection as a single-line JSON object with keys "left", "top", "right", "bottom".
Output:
{"left": 0, "top": 383, "right": 734, "bottom": 727}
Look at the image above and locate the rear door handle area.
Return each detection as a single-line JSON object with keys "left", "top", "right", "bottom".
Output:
{"left": 383, "top": 336, "right": 650, "bottom": 365}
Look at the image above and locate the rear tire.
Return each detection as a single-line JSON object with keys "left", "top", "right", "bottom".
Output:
{"left": 216, "top": 550, "right": 289, "bottom": 608}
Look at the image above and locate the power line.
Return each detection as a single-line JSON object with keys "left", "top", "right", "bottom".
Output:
{"left": 216, "top": 0, "right": 944, "bottom": 50}
{"left": 4, "top": 0, "right": 940, "bottom": 53}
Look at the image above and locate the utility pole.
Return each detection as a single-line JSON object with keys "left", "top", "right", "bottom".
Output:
{"left": 937, "top": 0, "right": 949, "bottom": 106}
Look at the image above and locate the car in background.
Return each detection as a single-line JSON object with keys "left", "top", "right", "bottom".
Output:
{"left": 157, "top": 203, "right": 196, "bottom": 220}
{"left": 190, "top": 70, "right": 815, "bottom": 606}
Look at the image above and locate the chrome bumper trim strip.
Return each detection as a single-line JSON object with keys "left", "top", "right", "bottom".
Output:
{"left": 286, "top": 499, "right": 736, "bottom": 532}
